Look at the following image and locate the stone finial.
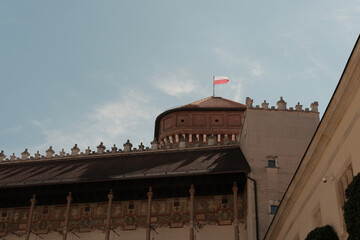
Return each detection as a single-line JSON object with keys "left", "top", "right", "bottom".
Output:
{"left": 207, "top": 135, "right": 216, "bottom": 146}
{"left": 59, "top": 149, "right": 66, "bottom": 157}
{"left": 34, "top": 151, "right": 41, "bottom": 159}
{"left": 223, "top": 135, "right": 229, "bottom": 145}
{"left": 71, "top": 144, "right": 80, "bottom": 156}
{"left": 46, "top": 146, "right": 55, "bottom": 158}
{"left": 310, "top": 101, "right": 319, "bottom": 112}
{"left": 21, "top": 149, "right": 30, "bottom": 160}
{"left": 85, "top": 146, "right": 91, "bottom": 155}
{"left": 138, "top": 143, "right": 145, "bottom": 151}
{"left": 0, "top": 151, "right": 6, "bottom": 161}
{"left": 10, "top": 153, "right": 16, "bottom": 161}
{"left": 262, "top": 100, "right": 269, "bottom": 110}
{"left": 111, "top": 144, "right": 117, "bottom": 153}
{"left": 151, "top": 138, "right": 159, "bottom": 150}
{"left": 246, "top": 97, "right": 253, "bottom": 108}
{"left": 97, "top": 142, "right": 106, "bottom": 154}
{"left": 276, "top": 96, "right": 287, "bottom": 110}
{"left": 295, "top": 102, "right": 303, "bottom": 111}
{"left": 123, "top": 140, "right": 132, "bottom": 152}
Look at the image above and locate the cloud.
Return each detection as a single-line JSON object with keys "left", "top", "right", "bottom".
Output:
{"left": 213, "top": 48, "right": 265, "bottom": 79}
{"left": 29, "top": 90, "right": 160, "bottom": 155}
{"left": 223, "top": 76, "right": 245, "bottom": 103}
{"left": 152, "top": 69, "right": 199, "bottom": 96}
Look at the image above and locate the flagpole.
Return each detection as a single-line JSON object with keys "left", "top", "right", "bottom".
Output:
{"left": 213, "top": 76, "right": 215, "bottom": 97}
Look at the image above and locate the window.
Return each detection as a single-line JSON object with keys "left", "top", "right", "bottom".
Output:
{"left": 269, "top": 200, "right": 280, "bottom": 214}
{"left": 268, "top": 159, "right": 276, "bottom": 168}
{"left": 270, "top": 205, "right": 279, "bottom": 214}
{"left": 266, "top": 156, "right": 278, "bottom": 168}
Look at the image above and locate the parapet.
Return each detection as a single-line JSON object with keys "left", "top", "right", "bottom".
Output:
{"left": 0, "top": 137, "right": 238, "bottom": 162}
{"left": 246, "top": 96, "right": 319, "bottom": 113}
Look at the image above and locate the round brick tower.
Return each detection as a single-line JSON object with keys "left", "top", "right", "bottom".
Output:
{"left": 154, "top": 96, "right": 247, "bottom": 147}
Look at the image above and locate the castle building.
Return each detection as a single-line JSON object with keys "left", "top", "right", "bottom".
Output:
{"left": 0, "top": 93, "right": 319, "bottom": 240}
{"left": 264, "top": 36, "right": 360, "bottom": 240}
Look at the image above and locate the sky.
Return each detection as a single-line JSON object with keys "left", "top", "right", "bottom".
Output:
{"left": 0, "top": 0, "right": 360, "bottom": 158}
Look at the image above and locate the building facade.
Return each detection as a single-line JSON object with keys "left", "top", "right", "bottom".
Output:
{"left": 265, "top": 36, "right": 360, "bottom": 240}
{"left": 0, "top": 95, "right": 320, "bottom": 240}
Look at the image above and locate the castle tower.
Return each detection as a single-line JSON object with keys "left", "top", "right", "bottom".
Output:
{"left": 154, "top": 96, "right": 247, "bottom": 146}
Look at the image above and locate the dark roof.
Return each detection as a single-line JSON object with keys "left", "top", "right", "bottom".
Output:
{"left": 0, "top": 145, "right": 249, "bottom": 188}
{"left": 180, "top": 96, "right": 247, "bottom": 109}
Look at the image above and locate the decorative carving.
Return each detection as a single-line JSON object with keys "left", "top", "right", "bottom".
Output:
{"left": 311, "top": 101, "right": 319, "bottom": 112}
{"left": 59, "top": 149, "right": 66, "bottom": 157}
{"left": 123, "top": 140, "right": 132, "bottom": 152}
{"left": 97, "top": 142, "right": 106, "bottom": 154}
{"left": 46, "top": 146, "right": 55, "bottom": 158}
{"left": 34, "top": 151, "right": 41, "bottom": 159}
{"left": 85, "top": 146, "right": 91, "bottom": 155}
{"left": 111, "top": 144, "right": 117, "bottom": 153}
{"left": 10, "top": 153, "right": 16, "bottom": 161}
{"left": 262, "top": 100, "right": 269, "bottom": 109}
{"left": 71, "top": 144, "right": 80, "bottom": 156}
{"left": 0, "top": 151, "right": 5, "bottom": 161}
{"left": 246, "top": 97, "right": 253, "bottom": 108}
{"left": 277, "top": 96, "right": 287, "bottom": 110}
{"left": 138, "top": 143, "right": 145, "bottom": 151}
{"left": 295, "top": 102, "right": 303, "bottom": 111}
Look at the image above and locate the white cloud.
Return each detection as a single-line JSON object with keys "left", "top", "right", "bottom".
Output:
{"left": 29, "top": 90, "right": 160, "bottom": 155}
{"left": 224, "top": 76, "right": 245, "bottom": 103}
{"left": 213, "top": 48, "right": 265, "bottom": 79}
{"left": 152, "top": 69, "right": 199, "bottom": 96}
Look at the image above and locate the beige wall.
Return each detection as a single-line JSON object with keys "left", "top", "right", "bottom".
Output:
{"left": 265, "top": 36, "right": 360, "bottom": 240}
{"left": 240, "top": 107, "right": 319, "bottom": 240}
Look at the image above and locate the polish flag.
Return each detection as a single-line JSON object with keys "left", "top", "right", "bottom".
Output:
{"left": 214, "top": 76, "right": 229, "bottom": 85}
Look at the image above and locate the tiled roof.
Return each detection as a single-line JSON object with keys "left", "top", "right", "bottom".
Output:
{"left": 179, "top": 96, "right": 246, "bottom": 109}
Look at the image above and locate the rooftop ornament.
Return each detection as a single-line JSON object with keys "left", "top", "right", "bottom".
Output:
{"left": 123, "top": 140, "right": 132, "bottom": 152}
{"left": 97, "top": 142, "right": 106, "bottom": 154}
{"left": 46, "top": 146, "right": 55, "bottom": 158}
{"left": 21, "top": 149, "right": 30, "bottom": 160}
{"left": 71, "top": 144, "right": 80, "bottom": 156}
{"left": 0, "top": 150, "right": 6, "bottom": 161}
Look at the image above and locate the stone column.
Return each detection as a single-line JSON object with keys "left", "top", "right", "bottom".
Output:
{"left": 233, "top": 182, "right": 239, "bottom": 240}
{"left": 105, "top": 190, "right": 114, "bottom": 240}
{"left": 63, "top": 192, "right": 72, "bottom": 240}
{"left": 189, "top": 185, "right": 195, "bottom": 240}
{"left": 25, "top": 194, "right": 36, "bottom": 240}
{"left": 146, "top": 187, "right": 153, "bottom": 240}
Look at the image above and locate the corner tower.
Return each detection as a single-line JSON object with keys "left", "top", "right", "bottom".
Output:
{"left": 154, "top": 96, "right": 247, "bottom": 147}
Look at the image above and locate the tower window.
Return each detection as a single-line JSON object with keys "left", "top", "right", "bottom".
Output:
{"left": 215, "top": 119, "right": 219, "bottom": 122}
{"left": 270, "top": 205, "right": 279, "bottom": 214}
{"left": 266, "top": 156, "right": 278, "bottom": 168}
{"left": 268, "top": 159, "right": 276, "bottom": 168}
{"left": 180, "top": 119, "right": 184, "bottom": 122}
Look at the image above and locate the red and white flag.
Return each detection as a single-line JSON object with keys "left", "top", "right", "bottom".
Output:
{"left": 213, "top": 76, "right": 229, "bottom": 85}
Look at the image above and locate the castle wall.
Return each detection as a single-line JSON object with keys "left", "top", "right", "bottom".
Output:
{"left": 240, "top": 104, "right": 319, "bottom": 240}
{"left": 265, "top": 36, "right": 360, "bottom": 240}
